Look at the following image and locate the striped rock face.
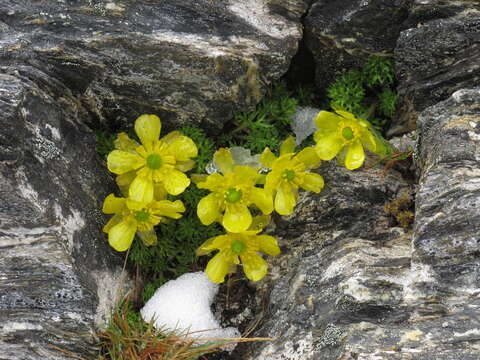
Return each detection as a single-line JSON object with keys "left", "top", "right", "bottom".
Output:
{"left": 0, "top": 0, "right": 306, "bottom": 131}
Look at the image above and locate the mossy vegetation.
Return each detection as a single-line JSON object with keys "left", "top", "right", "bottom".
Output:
{"left": 327, "top": 55, "right": 397, "bottom": 133}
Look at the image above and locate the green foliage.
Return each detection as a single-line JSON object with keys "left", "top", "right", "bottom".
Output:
{"left": 129, "top": 184, "right": 223, "bottom": 292}
{"left": 327, "top": 69, "right": 366, "bottom": 116}
{"left": 95, "top": 130, "right": 116, "bottom": 159}
{"left": 326, "top": 55, "right": 398, "bottom": 133}
{"left": 179, "top": 126, "right": 215, "bottom": 173}
{"left": 220, "top": 81, "right": 298, "bottom": 153}
{"left": 363, "top": 56, "right": 395, "bottom": 87}
{"left": 378, "top": 88, "right": 398, "bottom": 117}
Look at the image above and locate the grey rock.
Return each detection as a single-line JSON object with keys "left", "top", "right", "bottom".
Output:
{"left": 0, "top": 68, "right": 132, "bottom": 359}
{"left": 242, "top": 88, "right": 480, "bottom": 359}
{"left": 391, "top": 0, "right": 480, "bottom": 136}
{"left": 304, "top": 0, "right": 411, "bottom": 91}
{"left": 0, "top": 0, "right": 305, "bottom": 131}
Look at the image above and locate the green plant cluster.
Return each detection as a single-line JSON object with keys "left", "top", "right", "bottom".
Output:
{"left": 327, "top": 56, "right": 398, "bottom": 132}
{"left": 219, "top": 81, "right": 298, "bottom": 153}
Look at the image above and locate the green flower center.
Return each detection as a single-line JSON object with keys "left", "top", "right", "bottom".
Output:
{"left": 225, "top": 188, "right": 242, "bottom": 203}
{"left": 231, "top": 240, "right": 246, "bottom": 254}
{"left": 342, "top": 127, "right": 354, "bottom": 140}
{"left": 146, "top": 154, "right": 163, "bottom": 170}
{"left": 283, "top": 169, "right": 296, "bottom": 181}
{"left": 134, "top": 210, "right": 150, "bottom": 222}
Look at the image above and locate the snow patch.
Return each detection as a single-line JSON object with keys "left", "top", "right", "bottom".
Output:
{"left": 141, "top": 272, "right": 240, "bottom": 344}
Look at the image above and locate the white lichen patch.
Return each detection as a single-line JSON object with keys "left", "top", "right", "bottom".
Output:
{"left": 227, "top": 0, "right": 300, "bottom": 39}
{"left": 53, "top": 203, "right": 86, "bottom": 253}
{"left": 453, "top": 328, "right": 480, "bottom": 339}
{"left": 400, "top": 329, "right": 424, "bottom": 343}
{"left": 1, "top": 322, "right": 43, "bottom": 333}
{"left": 45, "top": 123, "right": 61, "bottom": 141}
{"left": 15, "top": 168, "right": 47, "bottom": 213}
{"left": 91, "top": 268, "right": 133, "bottom": 327}
{"left": 340, "top": 277, "right": 373, "bottom": 302}
{"left": 254, "top": 331, "right": 315, "bottom": 360}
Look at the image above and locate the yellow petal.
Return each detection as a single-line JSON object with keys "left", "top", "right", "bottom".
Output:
{"left": 314, "top": 111, "right": 341, "bottom": 131}
{"left": 260, "top": 147, "right": 276, "bottom": 168}
{"left": 108, "top": 218, "right": 137, "bottom": 252}
{"left": 103, "top": 214, "right": 123, "bottom": 233}
{"left": 135, "top": 114, "right": 161, "bottom": 151}
{"left": 126, "top": 198, "right": 147, "bottom": 211}
{"left": 275, "top": 182, "right": 297, "bottom": 215}
{"left": 232, "top": 165, "right": 258, "bottom": 184}
{"left": 160, "top": 130, "right": 182, "bottom": 144}
{"left": 280, "top": 136, "right": 296, "bottom": 156}
{"left": 129, "top": 175, "right": 154, "bottom": 204}
{"left": 196, "top": 236, "right": 219, "bottom": 256}
{"left": 250, "top": 187, "right": 273, "bottom": 215}
{"left": 205, "top": 252, "right": 234, "bottom": 284}
{"left": 114, "top": 132, "right": 139, "bottom": 151}
{"left": 249, "top": 215, "right": 271, "bottom": 231}
{"left": 295, "top": 147, "right": 321, "bottom": 169}
{"left": 153, "top": 183, "right": 167, "bottom": 200}
{"left": 196, "top": 173, "right": 224, "bottom": 190}
{"left": 168, "top": 136, "right": 198, "bottom": 161}
{"left": 257, "top": 235, "right": 281, "bottom": 256}
{"left": 102, "top": 194, "right": 126, "bottom": 214}
{"left": 345, "top": 140, "right": 365, "bottom": 170}
{"left": 264, "top": 170, "right": 281, "bottom": 193}
{"left": 214, "top": 148, "right": 234, "bottom": 174}
{"left": 107, "top": 150, "right": 144, "bottom": 174}
{"left": 152, "top": 200, "right": 186, "bottom": 219}
{"left": 163, "top": 169, "right": 190, "bottom": 195}
{"left": 336, "top": 110, "right": 356, "bottom": 120}
{"left": 197, "top": 193, "right": 221, "bottom": 226}
{"left": 223, "top": 204, "right": 252, "bottom": 233}
{"left": 314, "top": 133, "right": 344, "bottom": 161}
{"left": 191, "top": 174, "right": 208, "bottom": 184}
{"left": 301, "top": 172, "right": 325, "bottom": 193}
{"left": 240, "top": 253, "right": 268, "bottom": 281}
{"left": 176, "top": 160, "right": 196, "bottom": 172}
{"left": 137, "top": 230, "right": 158, "bottom": 246}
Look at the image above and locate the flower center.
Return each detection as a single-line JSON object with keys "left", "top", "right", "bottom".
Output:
{"left": 225, "top": 188, "right": 242, "bottom": 203}
{"left": 342, "top": 127, "right": 354, "bottom": 140}
{"left": 146, "top": 154, "right": 163, "bottom": 170}
{"left": 283, "top": 169, "right": 296, "bottom": 181}
{"left": 231, "top": 240, "right": 246, "bottom": 254}
{"left": 134, "top": 210, "right": 150, "bottom": 222}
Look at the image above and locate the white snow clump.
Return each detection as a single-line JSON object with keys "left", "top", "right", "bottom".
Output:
{"left": 140, "top": 272, "right": 240, "bottom": 340}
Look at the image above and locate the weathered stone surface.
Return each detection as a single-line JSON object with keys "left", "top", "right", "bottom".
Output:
{"left": 390, "top": 0, "right": 480, "bottom": 136}
{"left": 0, "top": 67, "right": 131, "bottom": 359}
{"left": 0, "top": 0, "right": 305, "bottom": 131}
{"left": 304, "top": 0, "right": 411, "bottom": 91}
{"left": 242, "top": 88, "right": 480, "bottom": 359}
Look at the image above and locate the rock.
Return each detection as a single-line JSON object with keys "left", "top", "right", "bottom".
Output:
{"left": 242, "top": 87, "right": 480, "bottom": 359}
{"left": 304, "top": 0, "right": 411, "bottom": 91}
{"left": 390, "top": 0, "right": 480, "bottom": 136}
{"left": 0, "top": 0, "right": 305, "bottom": 131}
{"left": 0, "top": 67, "right": 131, "bottom": 359}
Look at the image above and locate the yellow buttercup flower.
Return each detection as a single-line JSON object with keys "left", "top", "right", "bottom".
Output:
{"left": 102, "top": 193, "right": 185, "bottom": 252}
{"left": 261, "top": 137, "right": 324, "bottom": 215}
{"left": 107, "top": 115, "right": 197, "bottom": 205}
{"left": 313, "top": 110, "right": 385, "bottom": 170}
{"left": 196, "top": 218, "right": 280, "bottom": 283}
{"left": 196, "top": 148, "right": 273, "bottom": 233}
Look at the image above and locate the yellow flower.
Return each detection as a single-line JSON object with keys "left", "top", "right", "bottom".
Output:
{"left": 102, "top": 193, "right": 185, "bottom": 252}
{"left": 196, "top": 148, "right": 273, "bottom": 233}
{"left": 261, "top": 137, "right": 324, "bottom": 215}
{"left": 313, "top": 110, "right": 384, "bottom": 170}
{"left": 196, "top": 219, "right": 280, "bottom": 283}
{"left": 107, "top": 115, "right": 197, "bottom": 205}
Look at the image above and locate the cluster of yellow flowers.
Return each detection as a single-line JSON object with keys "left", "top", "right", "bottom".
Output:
{"left": 102, "top": 110, "right": 389, "bottom": 284}
{"left": 103, "top": 114, "right": 197, "bottom": 252}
